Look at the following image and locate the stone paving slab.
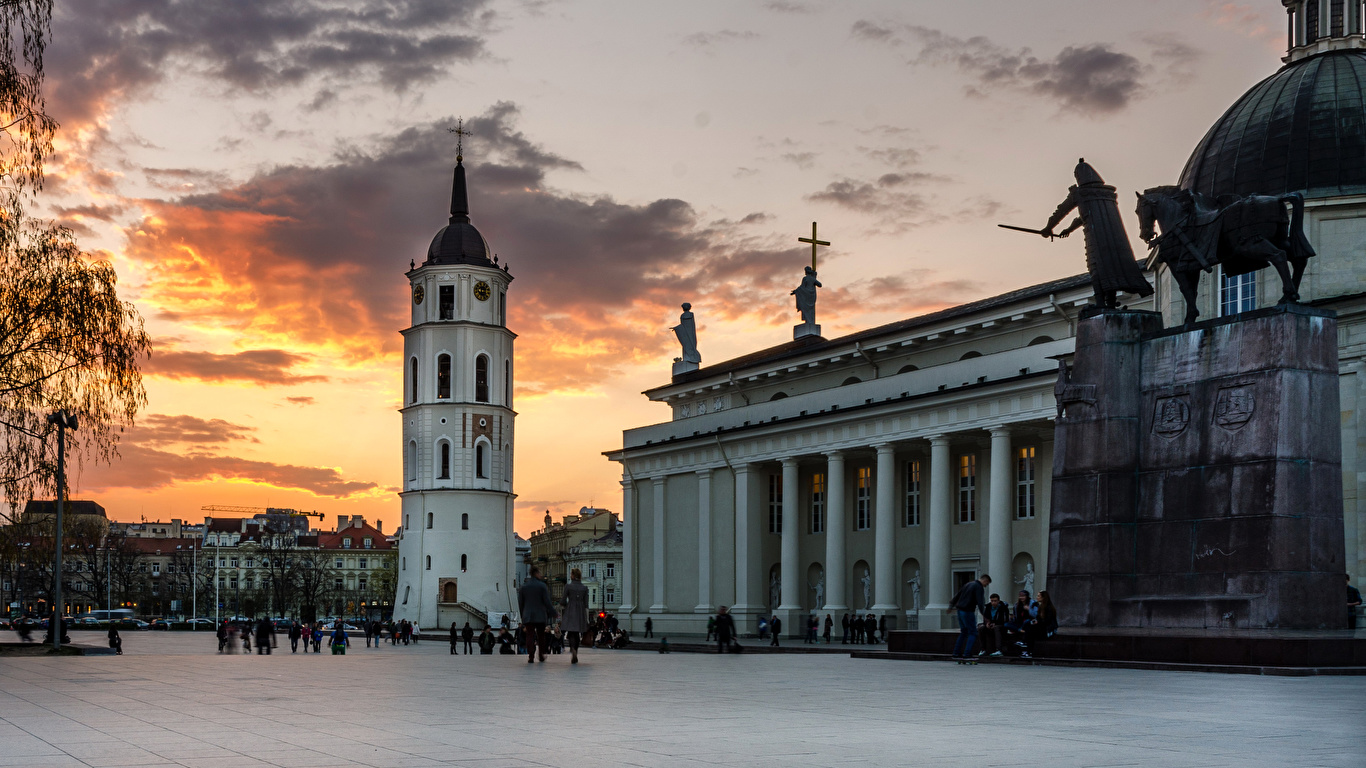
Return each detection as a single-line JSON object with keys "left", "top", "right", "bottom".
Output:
{"left": 0, "top": 633, "right": 1363, "bottom": 767}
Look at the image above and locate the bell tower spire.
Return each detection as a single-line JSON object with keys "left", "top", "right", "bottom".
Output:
{"left": 448, "top": 118, "right": 472, "bottom": 223}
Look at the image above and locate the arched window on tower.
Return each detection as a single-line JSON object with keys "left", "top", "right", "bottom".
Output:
{"left": 439, "top": 441, "right": 451, "bottom": 480}
{"left": 504, "top": 359, "right": 511, "bottom": 406}
{"left": 461, "top": 554, "right": 468, "bottom": 571}
{"left": 425, "top": 555, "right": 431, "bottom": 570}
{"left": 475, "top": 354, "right": 489, "bottom": 402}
{"left": 461, "top": 513, "right": 469, "bottom": 530}
{"left": 476, "top": 441, "right": 489, "bottom": 479}
{"left": 427, "top": 512, "right": 433, "bottom": 529}
{"left": 409, "top": 357, "right": 418, "bottom": 403}
{"left": 437, "top": 354, "right": 452, "bottom": 399}
{"left": 408, "top": 441, "right": 417, "bottom": 482}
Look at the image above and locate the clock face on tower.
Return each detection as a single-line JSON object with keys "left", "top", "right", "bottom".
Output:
{"left": 473, "top": 281, "right": 491, "bottom": 301}
{"left": 412, "top": 285, "right": 425, "bottom": 305}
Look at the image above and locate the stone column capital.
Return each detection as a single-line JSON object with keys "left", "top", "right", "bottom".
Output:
{"left": 872, "top": 442, "right": 896, "bottom": 455}
{"left": 651, "top": 475, "right": 668, "bottom": 486}
{"left": 695, "top": 467, "right": 714, "bottom": 478}
{"left": 928, "top": 434, "right": 951, "bottom": 447}
{"left": 989, "top": 425, "right": 1013, "bottom": 438}
{"left": 781, "top": 457, "right": 801, "bottom": 468}
{"left": 825, "top": 449, "right": 845, "bottom": 461}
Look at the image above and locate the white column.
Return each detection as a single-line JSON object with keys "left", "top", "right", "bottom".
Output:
{"left": 823, "top": 451, "right": 849, "bottom": 611}
{"left": 778, "top": 458, "right": 801, "bottom": 610}
{"left": 872, "top": 443, "right": 898, "bottom": 611}
{"left": 619, "top": 478, "right": 636, "bottom": 614}
{"left": 733, "top": 464, "right": 760, "bottom": 613}
{"left": 924, "top": 435, "right": 952, "bottom": 614}
{"left": 988, "top": 426, "right": 1013, "bottom": 591}
{"left": 651, "top": 476, "right": 667, "bottom": 612}
{"left": 694, "top": 469, "right": 713, "bottom": 613}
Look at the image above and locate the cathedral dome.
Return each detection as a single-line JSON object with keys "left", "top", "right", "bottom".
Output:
{"left": 423, "top": 160, "right": 494, "bottom": 267}
{"left": 1179, "top": 49, "right": 1366, "bottom": 200}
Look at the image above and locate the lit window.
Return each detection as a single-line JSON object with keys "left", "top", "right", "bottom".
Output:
{"left": 811, "top": 472, "right": 826, "bottom": 534}
{"left": 958, "top": 455, "right": 977, "bottom": 523}
{"left": 1016, "top": 447, "right": 1037, "bottom": 519}
{"left": 904, "top": 460, "right": 922, "bottom": 526}
{"left": 768, "top": 474, "right": 783, "bottom": 534}
{"left": 855, "top": 467, "right": 872, "bottom": 530}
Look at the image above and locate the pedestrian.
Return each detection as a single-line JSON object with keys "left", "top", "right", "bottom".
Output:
{"left": 450, "top": 621, "right": 460, "bottom": 655}
{"left": 644, "top": 616, "right": 654, "bottom": 638}
{"left": 517, "top": 565, "right": 557, "bottom": 664}
{"left": 658, "top": 637, "right": 671, "bottom": 653}
{"left": 313, "top": 621, "right": 324, "bottom": 652}
{"left": 330, "top": 623, "right": 350, "bottom": 655}
{"left": 714, "top": 605, "right": 737, "bottom": 654}
{"left": 1347, "top": 574, "right": 1362, "bottom": 630}
{"left": 107, "top": 625, "right": 122, "bottom": 655}
{"left": 412, "top": 624, "right": 421, "bottom": 644}
{"left": 706, "top": 615, "right": 716, "bottom": 642}
{"left": 365, "top": 621, "right": 373, "bottom": 648}
{"left": 217, "top": 620, "right": 229, "bottom": 653}
{"left": 562, "top": 567, "right": 590, "bottom": 665}
{"left": 769, "top": 614, "right": 781, "bottom": 646}
{"left": 462, "top": 621, "right": 474, "bottom": 655}
{"left": 878, "top": 615, "right": 888, "bottom": 644}
{"left": 478, "top": 625, "right": 495, "bottom": 654}
{"left": 950, "top": 574, "right": 992, "bottom": 663}
{"left": 823, "top": 614, "right": 833, "bottom": 643}
{"left": 256, "top": 617, "right": 274, "bottom": 654}
{"left": 241, "top": 622, "right": 251, "bottom": 653}
{"left": 289, "top": 621, "right": 302, "bottom": 653}
{"left": 841, "top": 613, "right": 850, "bottom": 644}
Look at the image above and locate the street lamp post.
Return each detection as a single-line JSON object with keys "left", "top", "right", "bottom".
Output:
{"left": 46, "top": 410, "right": 77, "bottom": 651}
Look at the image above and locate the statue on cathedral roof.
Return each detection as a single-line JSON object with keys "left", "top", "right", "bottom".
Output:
{"left": 672, "top": 303, "right": 701, "bottom": 365}
{"left": 1038, "top": 159, "right": 1154, "bottom": 310}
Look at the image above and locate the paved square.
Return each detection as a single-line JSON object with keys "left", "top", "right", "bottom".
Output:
{"left": 1, "top": 633, "right": 1362, "bottom": 767}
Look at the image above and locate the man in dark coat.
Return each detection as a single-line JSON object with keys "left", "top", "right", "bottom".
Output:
{"left": 714, "top": 605, "right": 737, "bottom": 654}
{"left": 950, "top": 575, "right": 992, "bottom": 662}
{"left": 255, "top": 617, "right": 273, "bottom": 655}
{"left": 288, "top": 621, "right": 302, "bottom": 653}
{"left": 1042, "top": 158, "right": 1153, "bottom": 309}
{"left": 841, "top": 613, "right": 850, "bottom": 644}
{"left": 461, "top": 621, "right": 475, "bottom": 654}
{"left": 517, "top": 566, "right": 557, "bottom": 664}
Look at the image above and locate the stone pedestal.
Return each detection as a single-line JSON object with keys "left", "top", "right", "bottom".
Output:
{"left": 1049, "top": 305, "right": 1346, "bottom": 630}
{"left": 672, "top": 359, "right": 699, "bottom": 376}
{"left": 793, "top": 322, "right": 821, "bottom": 339}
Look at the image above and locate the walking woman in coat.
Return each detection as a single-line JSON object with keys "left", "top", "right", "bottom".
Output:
{"left": 562, "top": 567, "right": 590, "bottom": 664}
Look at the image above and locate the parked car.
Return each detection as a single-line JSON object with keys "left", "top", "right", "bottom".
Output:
{"left": 186, "top": 618, "right": 215, "bottom": 627}
{"left": 149, "top": 619, "right": 171, "bottom": 630}
{"left": 73, "top": 617, "right": 101, "bottom": 628}
{"left": 0, "top": 618, "right": 10, "bottom": 629}
{"left": 272, "top": 619, "right": 294, "bottom": 631}
{"left": 116, "top": 618, "right": 149, "bottom": 630}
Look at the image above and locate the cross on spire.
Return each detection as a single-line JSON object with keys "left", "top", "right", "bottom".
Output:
{"left": 448, "top": 118, "right": 472, "bottom": 162}
{"left": 797, "top": 221, "right": 830, "bottom": 271}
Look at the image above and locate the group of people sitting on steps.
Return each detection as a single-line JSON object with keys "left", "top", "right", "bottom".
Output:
{"left": 951, "top": 574, "right": 1058, "bottom": 662}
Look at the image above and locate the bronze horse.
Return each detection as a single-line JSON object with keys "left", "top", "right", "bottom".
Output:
{"left": 1135, "top": 185, "right": 1314, "bottom": 326}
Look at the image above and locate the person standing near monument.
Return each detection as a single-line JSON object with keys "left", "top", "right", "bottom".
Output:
{"left": 288, "top": 621, "right": 302, "bottom": 653}
{"left": 769, "top": 614, "right": 782, "bottom": 646}
{"left": 462, "top": 622, "right": 474, "bottom": 654}
{"left": 518, "top": 566, "right": 556, "bottom": 664}
{"left": 562, "top": 567, "right": 590, "bottom": 665}
{"left": 823, "top": 614, "right": 833, "bottom": 643}
{"left": 644, "top": 616, "right": 654, "bottom": 638}
{"left": 1038, "top": 159, "right": 1153, "bottom": 309}
{"left": 950, "top": 574, "right": 992, "bottom": 663}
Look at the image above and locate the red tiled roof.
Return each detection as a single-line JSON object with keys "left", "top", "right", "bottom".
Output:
{"left": 125, "top": 537, "right": 201, "bottom": 555}
{"left": 316, "top": 521, "right": 392, "bottom": 551}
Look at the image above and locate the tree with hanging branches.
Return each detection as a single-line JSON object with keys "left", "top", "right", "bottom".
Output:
{"left": 0, "top": 0, "right": 150, "bottom": 518}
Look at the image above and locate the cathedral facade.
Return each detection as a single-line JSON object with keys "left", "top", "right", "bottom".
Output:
{"left": 393, "top": 156, "right": 519, "bottom": 629}
{"left": 607, "top": 4, "right": 1366, "bottom": 637}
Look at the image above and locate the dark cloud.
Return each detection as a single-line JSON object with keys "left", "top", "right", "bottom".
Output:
{"left": 807, "top": 172, "right": 948, "bottom": 230}
{"left": 682, "top": 30, "right": 760, "bottom": 49}
{"left": 51, "top": 203, "right": 125, "bottom": 222}
{"left": 780, "top": 152, "right": 817, "bottom": 170}
{"left": 79, "top": 445, "right": 380, "bottom": 498}
{"left": 144, "top": 349, "right": 329, "bottom": 386}
{"left": 128, "top": 414, "right": 259, "bottom": 446}
{"left": 46, "top": 0, "right": 491, "bottom": 126}
{"left": 143, "top": 167, "right": 234, "bottom": 192}
{"left": 860, "top": 146, "right": 922, "bottom": 169}
{"left": 852, "top": 22, "right": 1149, "bottom": 116}
{"left": 284, "top": 396, "right": 316, "bottom": 406}
{"left": 764, "top": 1, "right": 816, "bottom": 13}
{"left": 121, "top": 103, "right": 947, "bottom": 393}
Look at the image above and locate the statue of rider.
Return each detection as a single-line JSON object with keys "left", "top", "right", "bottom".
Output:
{"left": 1041, "top": 158, "right": 1153, "bottom": 309}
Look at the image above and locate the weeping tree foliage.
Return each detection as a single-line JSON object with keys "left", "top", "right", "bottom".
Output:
{"left": 0, "top": 0, "right": 150, "bottom": 516}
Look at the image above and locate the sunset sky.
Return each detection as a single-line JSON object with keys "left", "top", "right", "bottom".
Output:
{"left": 45, "top": 0, "right": 1287, "bottom": 536}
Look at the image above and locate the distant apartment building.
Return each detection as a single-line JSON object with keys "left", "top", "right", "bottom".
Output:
{"left": 526, "top": 507, "right": 618, "bottom": 601}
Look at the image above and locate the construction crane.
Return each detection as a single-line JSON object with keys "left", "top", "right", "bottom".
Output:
{"left": 200, "top": 505, "right": 324, "bottom": 519}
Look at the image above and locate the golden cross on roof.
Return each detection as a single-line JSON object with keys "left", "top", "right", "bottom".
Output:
{"left": 448, "top": 117, "right": 472, "bottom": 162}
{"left": 797, "top": 221, "right": 830, "bottom": 271}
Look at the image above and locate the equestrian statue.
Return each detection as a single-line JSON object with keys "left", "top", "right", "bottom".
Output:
{"left": 1135, "top": 184, "right": 1315, "bottom": 326}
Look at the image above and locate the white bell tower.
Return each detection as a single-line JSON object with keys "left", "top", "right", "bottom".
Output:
{"left": 394, "top": 143, "right": 518, "bottom": 629}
